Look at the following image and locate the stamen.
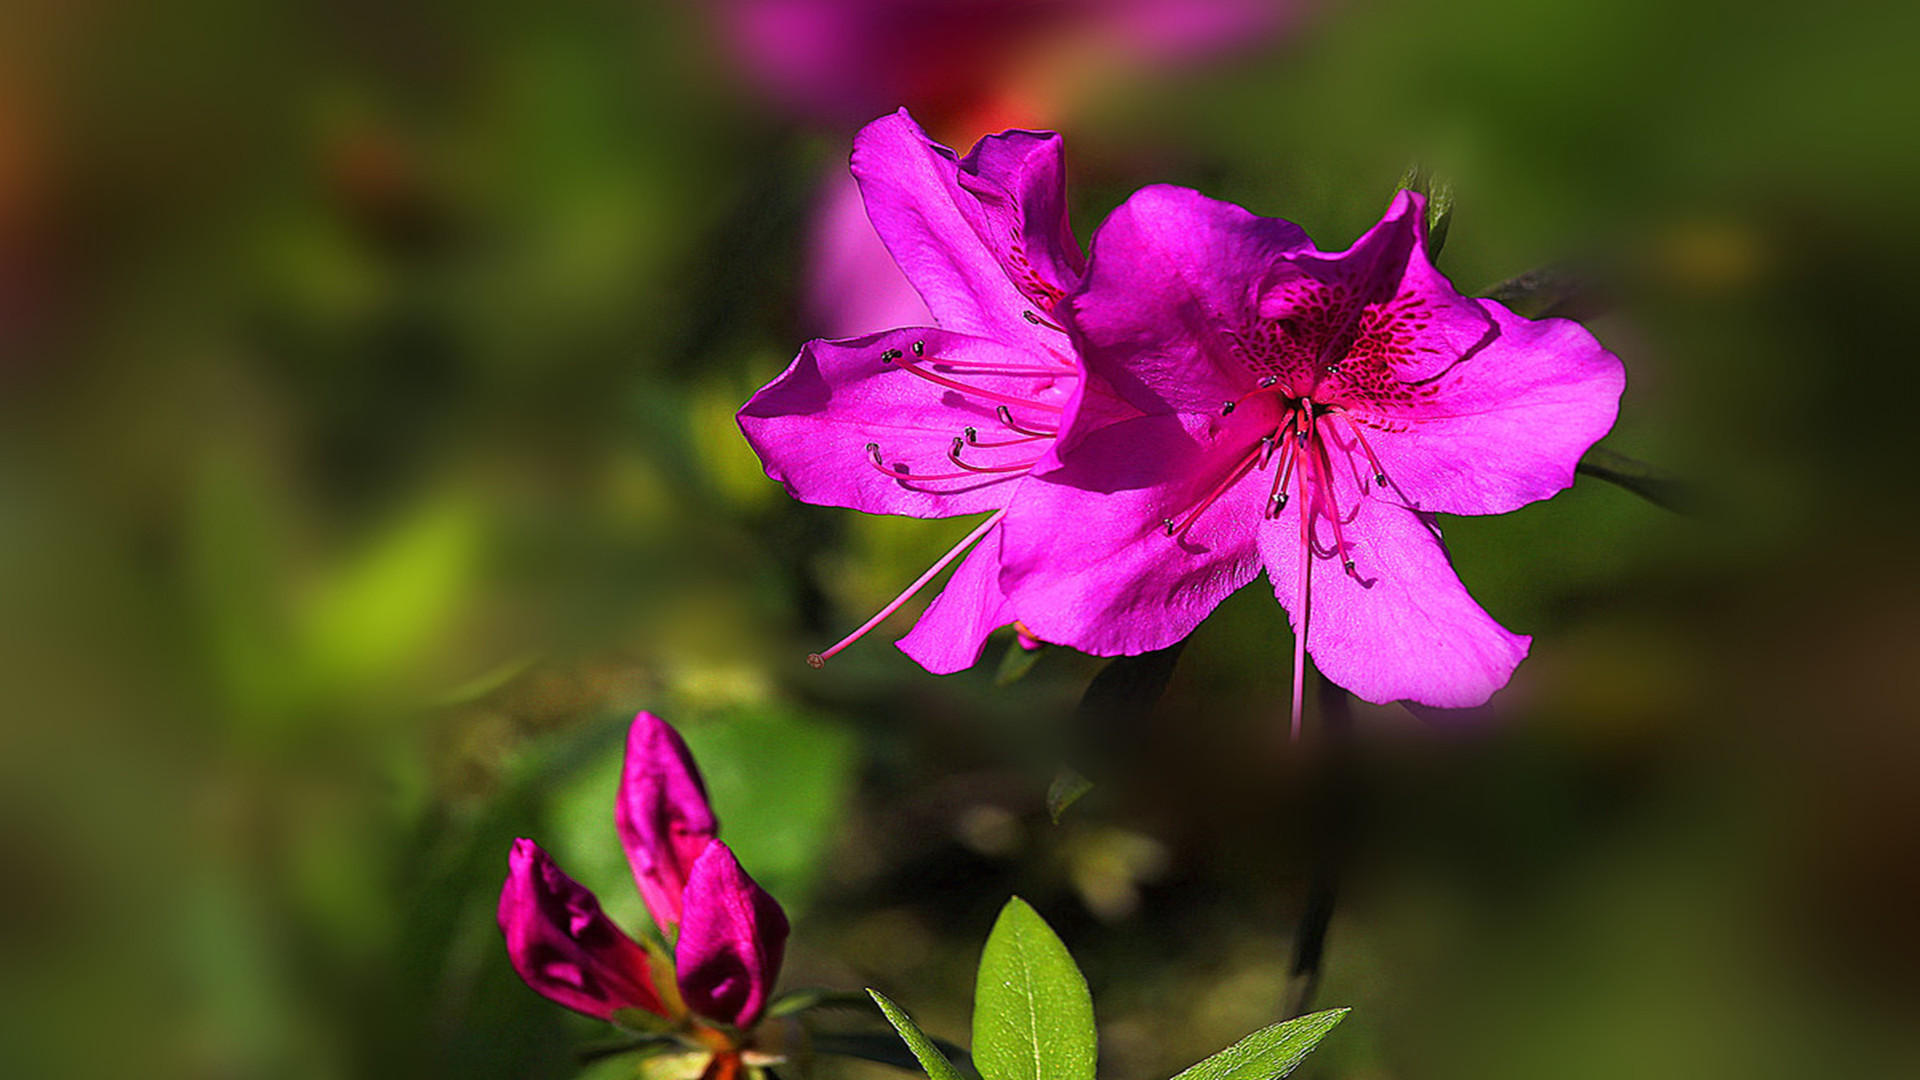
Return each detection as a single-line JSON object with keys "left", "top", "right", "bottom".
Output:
{"left": 1165, "top": 444, "right": 1262, "bottom": 540}
{"left": 994, "top": 405, "right": 1058, "bottom": 437}
{"left": 864, "top": 442, "right": 1031, "bottom": 484}
{"left": 947, "top": 437, "right": 1039, "bottom": 474}
{"left": 1334, "top": 412, "right": 1391, "bottom": 488}
{"left": 1222, "top": 376, "right": 1285, "bottom": 417}
{"left": 965, "top": 426, "right": 1048, "bottom": 449}
{"left": 1021, "top": 308, "right": 1069, "bottom": 333}
{"left": 891, "top": 356, "right": 1064, "bottom": 413}
{"left": 808, "top": 510, "right": 1009, "bottom": 668}
{"left": 925, "top": 361, "right": 1072, "bottom": 377}
{"left": 1309, "top": 431, "right": 1363, "bottom": 580}
{"left": 1291, "top": 473, "right": 1311, "bottom": 741}
{"left": 1267, "top": 431, "right": 1299, "bottom": 518}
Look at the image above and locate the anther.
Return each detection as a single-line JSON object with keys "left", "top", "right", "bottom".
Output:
{"left": 1259, "top": 375, "right": 1278, "bottom": 388}
{"left": 1270, "top": 492, "right": 1289, "bottom": 513}
{"left": 995, "top": 405, "right": 1058, "bottom": 437}
{"left": 911, "top": 340, "right": 925, "bottom": 357}
{"left": 1221, "top": 401, "right": 1236, "bottom": 415}
{"left": 806, "top": 653, "right": 825, "bottom": 669}
{"left": 1022, "top": 310, "right": 1041, "bottom": 324}
{"left": 865, "top": 442, "right": 883, "bottom": 466}
{"left": 1162, "top": 518, "right": 1177, "bottom": 536}
{"left": 880, "top": 348, "right": 901, "bottom": 363}
{"left": 964, "top": 426, "right": 979, "bottom": 443}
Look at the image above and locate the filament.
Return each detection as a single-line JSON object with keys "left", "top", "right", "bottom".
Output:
{"left": 808, "top": 510, "right": 1008, "bottom": 668}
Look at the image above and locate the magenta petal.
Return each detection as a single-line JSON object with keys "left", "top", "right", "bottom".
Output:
{"left": 738, "top": 327, "right": 1070, "bottom": 519}
{"left": 1256, "top": 498, "right": 1530, "bottom": 708}
{"left": 852, "top": 110, "right": 1083, "bottom": 346}
{"left": 674, "top": 841, "right": 790, "bottom": 1030}
{"left": 1001, "top": 410, "right": 1269, "bottom": 655}
{"left": 1062, "top": 184, "right": 1312, "bottom": 418}
{"left": 895, "top": 527, "right": 1017, "bottom": 674}
{"left": 498, "top": 839, "right": 667, "bottom": 1022}
{"left": 615, "top": 712, "right": 719, "bottom": 933}
{"left": 1357, "top": 298, "right": 1627, "bottom": 516}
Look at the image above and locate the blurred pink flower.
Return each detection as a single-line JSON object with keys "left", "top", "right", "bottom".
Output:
{"left": 739, "top": 109, "right": 1086, "bottom": 673}
{"left": 718, "top": 0, "right": 1306, "bottom": 339}
{"left": 499, "top": 712, "right": 789, "bottom": 1031}
{"left": 715, "top": 0, "right": 1300, "bottom": 124}
{"left": 1001, "top": 188, "right": 1625, "bottom": 730}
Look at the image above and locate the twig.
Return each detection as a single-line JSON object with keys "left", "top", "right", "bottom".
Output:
{"left": 1283, "top": 673, "right": 1356, "bottom": 1020}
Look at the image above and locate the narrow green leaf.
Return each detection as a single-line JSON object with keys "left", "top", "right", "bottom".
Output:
{"left": 868, "top": 990, "right": 966, "bottom": 1080}
{"left": 1576, "top": 447, "right": 1695, "bottom": 514}
{"left": 1167, "top": 1008, "right": 1350, "bottom": 1080}
{"left": 768, "top": 987, "right": 884, "bottom": 1018}
{"left": 1480, "top": 262, "right": 1611, "bottom": 321}
{"left": 972, "top": 898, "right": 1096, "bottom": 1080}
{"left": 814, "top": 1031, "right": 972, "bottom": 1077}
{"left": 1045, "top": 768, "right": 1094, "bottom": 824}
{"left": 1395, "top": 164, "right": 1454, "bottom": 258}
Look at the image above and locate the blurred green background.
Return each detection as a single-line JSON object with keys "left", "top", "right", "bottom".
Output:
{"left": 5, "top": 1, "right": 1920, "bottom": 1078}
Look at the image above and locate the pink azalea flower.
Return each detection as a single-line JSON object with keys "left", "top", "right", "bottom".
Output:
{"left": 499, "top": 712, "right": 790, "bottom": 1034}
{"left": 738, "top": 109, "right": 1085, "bottom": 673}
{"left": 1000, "top": 187, "right": 1626, "bottom": 730}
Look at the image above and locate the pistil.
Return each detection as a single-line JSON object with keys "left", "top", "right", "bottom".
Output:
{"left": 807, "top": 509, "right": 1009, "bottom": 669}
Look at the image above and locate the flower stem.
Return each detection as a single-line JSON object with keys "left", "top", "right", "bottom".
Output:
{"left": 1283, "top": 671, "right": 1356, "bottom": 1020}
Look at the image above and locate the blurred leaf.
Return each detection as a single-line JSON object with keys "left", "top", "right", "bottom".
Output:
{"left": 186, "top": 453, "right": 297, "bottom": 723}
{"left": 1576, "top": 447, "right": 1695, "bottom": 514}
{"left": 814, "top": 1032, "right": 972, "bottom": 1077}
{"left": 610, "top": 1007, "right": 676, "bottom": 1036}
{"left": 299, "top": 493, "right": 480, "bottom": 694}
{"left": 868, "top": 989, "right": 966, "bottom": 1080}
{"left": 972, "top": 898, "right": 1096, "bottom": 1080}
{"left": 1396, "top": 164, "right": 1455, "bottom": 257}
{"left": 1046, "top": 769, "right": 1094, "bottom": 824}
{"left": 1067, "top": 641, "right": 1186, "bottom": 783}
{"left": 1480, "top": 262, "right": 1613, "bottom": 321}
{"left": 433, "top": 653, "right": 541, "bottom": 708}
{"left": 1166, "top": 1009, "right": 1350, "bottom": 1080}
{"left": 586, "top": 1030, "right": 680, "bottom": 1060}
{"left": 768, "top": 988, "right": 878, "bottom": 1018}
{"left": 676, "top": 707, "right": 858, "bottom": 912}
{"left": 993, "top": 639, "right": 1044, "bottom": 687}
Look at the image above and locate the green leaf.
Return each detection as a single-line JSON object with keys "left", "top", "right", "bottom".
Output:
{"left": 814, "top": 1031, "right": 972, "bottom": 1077}
{"left": 868, "top": 990, "right": 966, "bottom": 1080}
{"left": 609, "top": 1007, "right": 676, "bottom": 1036}
{"left": 1167, "top": 1008, "right": 1349, "bottom": 1080}
{"left": 972, "top": 898, "right": 1096, "bottom": 1080}
{"left": 1045, "top": 768, "right": 1094, "bottom": 824}
{"left": 1395, "top": 164, "right": 1455, "bottom": 258}
{"left": 768, "top": 987, "right": 880, "bottom": 1018}
{"left": 1576, "top": 447, "right": 1695, "bottom": 514}
{"left": 1480, "top": 262, "right": 1610, "bottom": 321}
